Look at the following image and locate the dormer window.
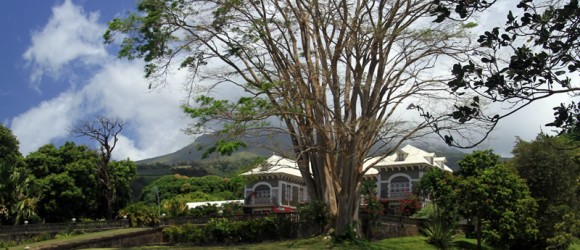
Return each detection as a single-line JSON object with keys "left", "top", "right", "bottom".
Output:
{"left": 260, "top": 163, "right": 272, "bottom": 171}
{"left": 396, "top": 152, "right": 407, "bottom": 161}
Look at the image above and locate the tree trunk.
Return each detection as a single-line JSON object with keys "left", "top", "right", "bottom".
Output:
{"left": 334, "top": 191, "right": 360, "bottom": 238}
{"left": 99, "top": 158, "right": 114, "bottom": 220}
{"left": 476, "top": 215, "right": 482, "bottom": 250}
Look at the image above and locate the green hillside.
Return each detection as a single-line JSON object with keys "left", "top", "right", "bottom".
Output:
{"left": 136, "top": 133, "right": 466, "bottom": 174}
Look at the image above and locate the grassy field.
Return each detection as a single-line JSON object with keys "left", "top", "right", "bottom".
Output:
{"left": 83, "top": 236, "right": 434, "bottom": 250}
{"left": 7, "top": 228, "right": 152, "bottom": 250}
{"left": 10, "top": 229, "right": 580, "bottom": 250}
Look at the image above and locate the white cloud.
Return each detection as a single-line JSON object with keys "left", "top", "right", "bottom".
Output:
{"left": 12, "top": 0, "right": 194, "bottom": 160}
{"left": 11, "top": 91, "right": 83, "bottom": 154}
{"left": 81, "top": 61, "right": 194, "bottom": 160}
{"left": 12, "top": 0, "right": 569, "bottom": 162}
{"left": 23, "top": 0, "right": 107, "bottom": 90}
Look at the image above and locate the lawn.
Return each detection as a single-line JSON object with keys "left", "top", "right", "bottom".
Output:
{"left": 83, "top": 236, "right": 484, "bottom": 250}
{"left": 7, "top": 228, "right": 152, "bottom": 250}
{"left": 12, "top": 230, "right": 580, "bottom": 250}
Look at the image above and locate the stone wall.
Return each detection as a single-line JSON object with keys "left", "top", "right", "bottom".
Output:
{"left": 369, "top": 222, "right": 420, "bottom": 240}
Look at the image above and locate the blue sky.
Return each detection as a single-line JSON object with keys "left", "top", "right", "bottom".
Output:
{"left": 0, "top": 0, "right": 569, "bottom": 160}
{"left": 1, "top": 0, "right": 195, "bottom": 160}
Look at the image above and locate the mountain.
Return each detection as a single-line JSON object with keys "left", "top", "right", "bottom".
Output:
{"left": 135, "top": 133, "right": 292, "bottom": 166}
{"left": 136, "top": 133, "right": 466, "bottom": 171}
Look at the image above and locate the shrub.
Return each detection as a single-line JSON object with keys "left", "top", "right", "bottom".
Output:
{"left": 298, "top": 200, "right": 327, "bottom": 235}
{"left": 188, "top": 203, "right": 219, "bottom": 217}
{"left": 204, "top": 217, "right": 233, "bottom": 242}
{"left": 421, "top": 217, "right": 457, "bottom": 249}
{"left": 411, "top": 203, "right": 435, "bottom": 220}
{"left": 399, "top": 195, "right": 421, "bottom": 216}
{"left": 164, "top": 224, "right": 204, "bottom": 244}
{"left": 162, "top": 215, "right": 294, "bottom": 245}
{"left": 118, "top": 202, "right": 159, "bottom": 227}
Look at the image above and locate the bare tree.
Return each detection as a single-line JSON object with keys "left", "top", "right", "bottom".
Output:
{"left": 106, "top": 0, "right": 477, "bottom": 236}
{"left": 70, "top": 116, "right": 124, "bottom": 220}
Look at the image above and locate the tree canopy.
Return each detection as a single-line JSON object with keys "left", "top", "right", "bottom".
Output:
{"left": 24, "top": 142, "right": 136, "bottom": 222}
{"left": 510, "top": 134, "right": 580, "bottom": 248}
{"left": 71, "top": 116, "right": 125, "bottom": 220}
{"left": 0, "top": 125, "right": 39, "bottom": 225}
{"left": 105, "top": 0, "right": 480, "bottom": 237}
{"left": 457, "top": 163, "right": 538, "bottom": 248}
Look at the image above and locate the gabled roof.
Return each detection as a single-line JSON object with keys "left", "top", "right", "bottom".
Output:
{"left": 241, "top": 144, "right": 451, "bottom": 180}
{"left": 241, "top": 155, "right": 302, "bottom": 178}
{"left": 241, "top": 154, "right": 378, "bottom": 178}
{"left": 365, "top": 144, "right": 453, "bottom": 172}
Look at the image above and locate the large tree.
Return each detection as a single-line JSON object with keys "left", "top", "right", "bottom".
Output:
{"left": 70, "top": 116, "right": 125, "bottom": 220}
{"left": 428, "top": 0, "right": 579, "bottom": 146}
{"left": 456, "top": 149, "right": 498, "bottom": 178}
{"left": 25, "top": 142, "right": 136, "bottom": 222}
{"left": 510, "top": 134, "right": 580, "bottom": 248}
{"left": 105, "top": 0, "right": 478, "bottom": 236}
{"left": 0, "top": 125, "right": 39, "bottom": 225}
{"left": 457, "top": 157, "right": 538, "bottom": 249}
{"left": 25, "top": 142, "right": 100, "bottom": 222}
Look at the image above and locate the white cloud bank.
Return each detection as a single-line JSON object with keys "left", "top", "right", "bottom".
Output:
{"left": 23, "top": 0, "right": 108, "bottom": 89}
{"left": 12, "top": 0, "right": 193, "bottom": 160}
{"left": 11, "top": 0, "right": 568, "bottom": 160}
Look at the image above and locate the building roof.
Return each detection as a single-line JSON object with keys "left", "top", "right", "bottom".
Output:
{"left": 241, "top": 145, "right": 451, "bottom": 181}
{"left": 241, "top": 154, "right": 379, "bottom": 178}
{"left": 365, "top": 144, "right": 453, "bottom": 172}
{"left": 241, "top": 154, "right": 302, "bottom": 178}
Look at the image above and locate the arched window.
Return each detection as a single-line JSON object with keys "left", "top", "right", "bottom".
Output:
{"left": 389, "top": 176, "right": 411, "bottom": 198}
{"left": 254, "top": 184, "right": 271, "bottom": 204}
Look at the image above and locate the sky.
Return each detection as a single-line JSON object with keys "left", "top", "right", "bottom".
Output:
{"left": 0, "top": 0, "right": 569, "bottom": 160}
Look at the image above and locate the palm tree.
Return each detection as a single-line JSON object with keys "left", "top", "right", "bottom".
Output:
{"left": 0, "top": 160, "right": 40, "bottom": 225}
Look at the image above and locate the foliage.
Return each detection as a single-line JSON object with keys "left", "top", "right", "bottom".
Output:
{"left": 360, "top": 180, "right": 382, "bottom": 226}
{"left": 416, "top": 168, "right": 459, "bottom": 223}
{"left": 162, "top": 198, "right": 189, "bottom": 217}
{"left": 297, "top": 200, "right": 328, "bottom": 235}
{"left": 105, "top": 0, "right": 478, "bottom": 237}
{"left": 399, "top": 195, "right": 421, "bottom": 217}
{"left": 0, "top": 125, "right": 40, "bottom": 225}
{"left": 421, "top": 216, "right": 458, "bottom": 250}
{"left": 24, "top": 142, "right": 98, "bottom": 222}
{"left": 510, "top": 134, "right": 580, "bottom": 248}
{"left": 429, "top": 0, "right": 580, "bottom": 146}
{"left": 188, "top": 203, "right": 220, "bottom": 217}
{"left": 118, "top": 202, "right": 159, "bottom": 227}
{"left": 0, "top": 124, "right": 22, "bottom": 167}
{"left": 164, "top": 224, "right": 205, "bottom": 244}
{"left": 108, "top": 159, "right": 137, "bottom": 213}
{"left": 140, "top": 174, "right": 244, "bottom": 204}
{"left": 24, "top": 142, "right": 135, "bottom": 222}
{"left": 71, "top": 116, "right": 126, "bottom": 220}
{"left": 457, "top": 163, "right": 538, "bottom": 248}
{"left": 220, "top": 201, "right": 244, "bottom": 216}
{"left": 410, "top": 203, "right": 436, "bottom": 220}
{"left": 547, "top": 212, "right": 580, "bottom": 249}
{"left": 163, "top": 215, "right": 293, "bottom": 245}
{"left": 456, "top": 150, "right": 499, "bottom": 178}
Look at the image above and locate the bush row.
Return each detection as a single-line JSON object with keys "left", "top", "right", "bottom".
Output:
{"left": 163, "top": 216, "right": 294, "bottom": 245}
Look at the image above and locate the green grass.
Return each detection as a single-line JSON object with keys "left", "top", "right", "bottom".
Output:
{"left": 21, "top": 229, "right": 579, "bottom": 250}
{"left": 569, "top": 240, "right": 580, "bottom": 250}
{"left": 82, "top": 236, "right": 489, "bottom": 250}
{"left": 7, "top": 228, "right": 152, "bottom": 250}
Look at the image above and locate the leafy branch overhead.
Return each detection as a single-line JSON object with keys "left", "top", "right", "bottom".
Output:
{"left": 429, "top": 0, "right": 579, "bottom": 147}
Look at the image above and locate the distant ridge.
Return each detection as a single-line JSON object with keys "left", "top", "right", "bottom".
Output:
{"left": 135, "top": 133, "right": 292, "bottom": 166}
{"left": 136, "top": 133, "right": 466, "bottom": 171}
